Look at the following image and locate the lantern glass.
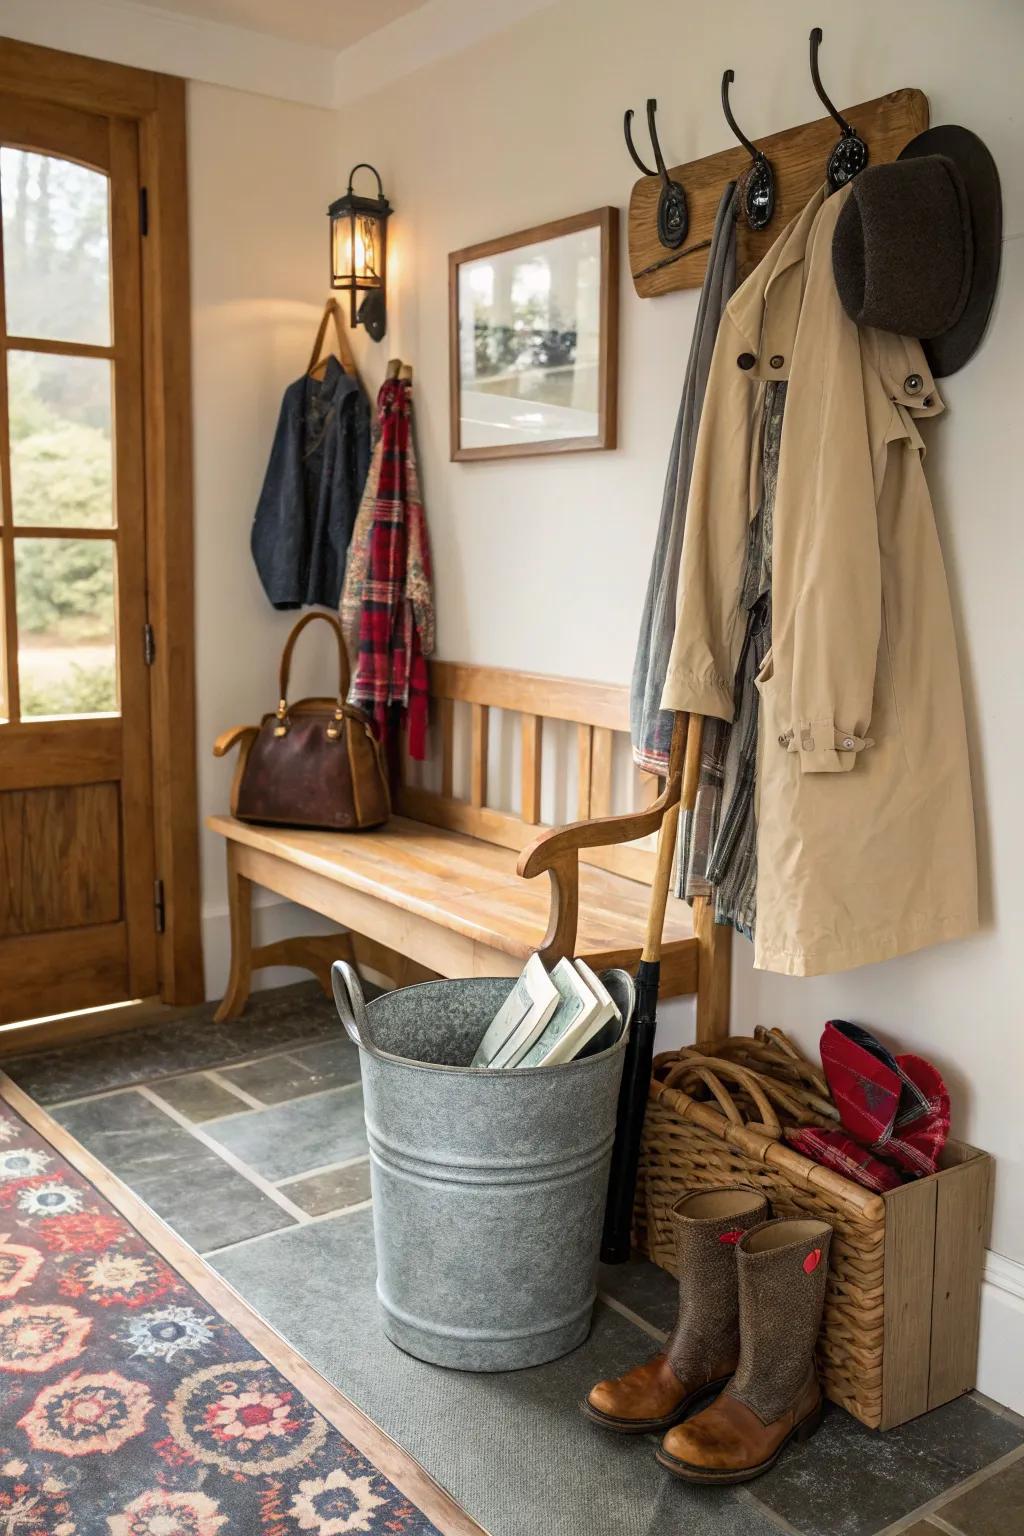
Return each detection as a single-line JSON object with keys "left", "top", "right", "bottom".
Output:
{"left": 330, "top": 206, "right": 387, "bottom": 292}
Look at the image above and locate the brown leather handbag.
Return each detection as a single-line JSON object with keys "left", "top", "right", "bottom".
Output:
{"left": 215, "top": 611, "right": 389, "bottom": 832}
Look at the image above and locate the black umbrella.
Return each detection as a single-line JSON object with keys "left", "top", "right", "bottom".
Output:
{"left": 601, "top": 711, "right": 703, "bottom": 1263}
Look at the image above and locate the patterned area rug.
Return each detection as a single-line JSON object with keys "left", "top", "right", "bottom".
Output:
{"left": 0, "top": 1075, "right": 483, "bottom": 1536}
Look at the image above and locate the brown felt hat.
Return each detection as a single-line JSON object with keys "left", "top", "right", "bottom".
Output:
{"left": 832, "top": 125, "right": 1002, "bottom": 376}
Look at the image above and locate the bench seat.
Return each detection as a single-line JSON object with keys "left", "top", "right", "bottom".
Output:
{"left": 208, "top": 812, "right": 699, "bottom": 996}
{"left": 208, "top": 662, "right": 730, "bottom": 1037}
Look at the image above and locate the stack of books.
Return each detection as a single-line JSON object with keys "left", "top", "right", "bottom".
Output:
{"left": 471, "top": 954, "right": 628, "bottom": 1069}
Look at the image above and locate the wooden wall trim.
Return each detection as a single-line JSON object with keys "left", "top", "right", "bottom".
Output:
{"left": 139, "top": 73, "right": 204, "bottom": 1005}
{"left": 0, "top": 37, "right": 159, "bottom": 116}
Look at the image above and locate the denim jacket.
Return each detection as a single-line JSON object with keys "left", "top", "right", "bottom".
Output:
{"left": 251, "top": 355, "right": 371, "bottom": 609}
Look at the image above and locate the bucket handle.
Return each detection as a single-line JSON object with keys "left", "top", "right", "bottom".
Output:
{"left": 332, "top": 960, "right": 369, "bottom": 1047}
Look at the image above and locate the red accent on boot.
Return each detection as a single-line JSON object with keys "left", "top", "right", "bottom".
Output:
{"left": 719, "top": 1230, "right": 744, "bottom": 1245}
{"left": 803, "top": 1249, "right": 822, "bottom": 1274}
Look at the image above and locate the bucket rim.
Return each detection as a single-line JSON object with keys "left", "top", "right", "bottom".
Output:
{"left": 354, "top": 974, "right": 630, "bottom": 1076}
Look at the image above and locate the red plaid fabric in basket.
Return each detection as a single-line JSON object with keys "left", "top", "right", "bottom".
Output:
{"left": 785, "top": 1127, "right": 905, "bottom": 1194}
{"left": 788, "top": 1021, "right": 951, "bottom": 1195}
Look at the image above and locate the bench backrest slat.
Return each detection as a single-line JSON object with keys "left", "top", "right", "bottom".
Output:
{"left": 396, "top": 662, "right": 659, "bottom": 886}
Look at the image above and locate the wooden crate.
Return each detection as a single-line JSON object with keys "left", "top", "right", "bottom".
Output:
{"left": 635, "top": 1082, "right": 992, "bottom": 1431}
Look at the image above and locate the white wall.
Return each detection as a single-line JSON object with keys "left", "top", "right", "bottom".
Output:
{"left": 329, "top": 0, "right": 1024, "bottom": 1401}
{"left": 187, "top": 81, "right": 355, "bottom": 987}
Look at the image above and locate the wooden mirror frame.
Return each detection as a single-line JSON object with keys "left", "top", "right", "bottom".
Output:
{"left": 448, "top": 206, "right": 619, "bottom": 463}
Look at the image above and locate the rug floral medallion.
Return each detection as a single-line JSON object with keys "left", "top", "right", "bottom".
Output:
{"left": 0, "top": 1104, "right": 447, "bottom": 1536}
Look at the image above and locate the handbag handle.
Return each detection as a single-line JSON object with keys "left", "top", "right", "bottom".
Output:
{"left": 275, "top": 611, "right": 352, "bottom": 739}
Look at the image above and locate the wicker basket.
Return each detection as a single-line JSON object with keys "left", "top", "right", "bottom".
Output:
{"left": 634, "top": 1036, "right": 992, "bottom": 1431}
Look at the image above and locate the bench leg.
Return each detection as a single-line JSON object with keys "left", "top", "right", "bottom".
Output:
{"left": 250, "top": 932, "right": 357, "bottom": 999}
{"left": 215, "top": 845, "right": 253, "bottom": 1023}
{"left": 694, "top": 896, "right": 732, "bottom": 1045}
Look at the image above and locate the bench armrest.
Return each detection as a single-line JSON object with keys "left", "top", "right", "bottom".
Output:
{"left": 213, "top": 724, "right": 260, "bottom": 817}
{"left": 516, "top": 717, "right": 690, "bottom": 966}
{"left": 516, "top": 777, "right": 680, "bottom": 881}
{"left": 214, "top": 724, "right": 259, "bottom": 758}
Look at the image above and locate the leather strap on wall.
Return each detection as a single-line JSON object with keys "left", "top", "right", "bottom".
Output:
{"left": 307, "top": 297, "right": 360, "bottom": 385}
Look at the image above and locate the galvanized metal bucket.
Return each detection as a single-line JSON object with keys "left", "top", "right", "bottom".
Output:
{"left": 332, "top": 961, "right": 632, "bottom": 1372}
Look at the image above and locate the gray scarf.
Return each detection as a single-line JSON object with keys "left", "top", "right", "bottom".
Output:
{"left": 630, "top": 183, "right": 739, "bottom": 774}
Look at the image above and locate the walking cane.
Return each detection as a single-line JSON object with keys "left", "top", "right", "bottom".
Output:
{"left": 601, "top": 710, "right": 704, "bottom": 1263}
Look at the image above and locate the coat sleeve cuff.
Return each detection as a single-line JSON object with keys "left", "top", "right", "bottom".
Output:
{"left": 781, "top": 721, "right": 874, "bottom": 774}
{"left": 660, "top": 669, "right": 735, "bottom": 723}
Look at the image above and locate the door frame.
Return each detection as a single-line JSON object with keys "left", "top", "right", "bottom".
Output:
{"left": 0, "top": 37, "right": 203, "bottom": 1007}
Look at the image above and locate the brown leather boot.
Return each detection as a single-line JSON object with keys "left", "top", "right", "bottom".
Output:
{"left": 657, "top": 1217, "right": 832, "bottom": 1482}
{"left": 582, "top": 1187, "right": 768, "bottom": 1433}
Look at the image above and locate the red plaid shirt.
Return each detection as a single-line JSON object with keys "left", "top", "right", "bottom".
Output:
{"left": 349, "top": 378, "right": 435, "bottom": 759}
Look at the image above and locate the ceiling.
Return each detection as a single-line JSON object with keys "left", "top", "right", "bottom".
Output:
{"left": 126, "top": 0, "right": 429, "bottom": 52}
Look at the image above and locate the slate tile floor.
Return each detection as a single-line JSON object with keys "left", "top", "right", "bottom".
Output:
{"left": 3, "top": 980, "right": 1022, "bottom": 1536}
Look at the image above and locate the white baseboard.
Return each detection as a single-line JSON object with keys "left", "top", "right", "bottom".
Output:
{"left": 977, "top": 1253, "right": 1024, "bottom": 1416}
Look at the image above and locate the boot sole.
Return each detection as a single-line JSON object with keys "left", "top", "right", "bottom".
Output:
{"left": 654, "top": 1400, "right": 824, "bottom": 1483}
{"left": 579, "top": 1376, "right": 732, "bottom": 1437}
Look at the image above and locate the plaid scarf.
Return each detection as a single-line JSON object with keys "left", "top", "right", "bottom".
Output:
{"left": 346, "top": 378, "right": 435, "bottom": 760}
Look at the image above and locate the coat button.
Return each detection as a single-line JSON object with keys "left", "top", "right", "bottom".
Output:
{"left": 842, "top": 737, "right": 856, "bottom": 749}
{"left": 737, "top": 352, "right": 756, "bottom": 370}
{"left": 778, "top": 734, "right": 788, "bottom": 746}
{"left": 904, "top": 373, "right": 924, "bottom": 394}
{"left": 769, "top": 354, "right": 784, "bottom": 369}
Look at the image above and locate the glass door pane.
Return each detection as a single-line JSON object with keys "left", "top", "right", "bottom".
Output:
{"left": 8, "top": 351, "right": 115, "bottom": 526}
{"left": 14, "top": 537, "right": 118, "bottom": 718}
{"left": 0, "top": 147, "right": 111, "bottom": 345}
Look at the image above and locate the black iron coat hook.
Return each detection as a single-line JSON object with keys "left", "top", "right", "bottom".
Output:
{"left": 721, "top": 70, "right": 775, "bottom": 231}
{"left": 624, "top": 98, "right": 689, "bottom": 249}
{"left": 810, "top": 27, "right": 869, "bottom": 189}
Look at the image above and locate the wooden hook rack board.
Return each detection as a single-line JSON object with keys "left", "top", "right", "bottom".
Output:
{"left": 628, "top": 88, "right": 928, "bottom": 297}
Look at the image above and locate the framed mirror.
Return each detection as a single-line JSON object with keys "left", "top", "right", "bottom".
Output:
{"left": 448, "top": 207, "right": 618, "bottom": 462}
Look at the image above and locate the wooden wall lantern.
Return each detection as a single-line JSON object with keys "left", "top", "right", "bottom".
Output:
{"left": 628, "top": 88, "right": 929, "bottom": 298}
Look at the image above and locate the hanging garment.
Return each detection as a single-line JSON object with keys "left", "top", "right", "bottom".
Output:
{"left": 703, "top": 379, "right": 786, "bottom": 937}
{"left": 631, "top": 183, "right": 738, "bottom": 779}
{"left": 251, "top": 356, "right": 370, "bottom": 610}
{"left": 344, "top": 376, "right": 435, "bottom": 761}
{"left": 662, "top": 184, "right": 977, "bottom": 976}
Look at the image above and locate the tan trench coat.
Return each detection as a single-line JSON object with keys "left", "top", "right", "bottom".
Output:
{"left": 662, "top": 184, "right": 978, "bottom": 976}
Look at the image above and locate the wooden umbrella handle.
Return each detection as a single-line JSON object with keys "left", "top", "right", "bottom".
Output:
{"left": 680, "top": 712, "right": 705, "bottom": 812}
{"left": 642, "top": 712, "right": 701, "bottom": 964}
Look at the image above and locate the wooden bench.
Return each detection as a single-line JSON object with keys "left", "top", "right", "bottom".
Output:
{"left": 208, "top": 663, "right": 731, "bottom": 1040}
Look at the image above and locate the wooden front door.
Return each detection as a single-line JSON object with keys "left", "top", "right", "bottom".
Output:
{"left": 0, "top": 95, "right": 157, "bottom": 1024}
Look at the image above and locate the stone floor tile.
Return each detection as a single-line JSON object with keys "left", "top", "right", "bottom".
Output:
{"left": 219, "top": 1037, "right": 360, "bottom": 1107}
{"left": 218, "top": 1055, "right": 322, "bottom": 1106}
{"left": 934, "top": 1452, "right": 1024, "bottom": 1535}
{"left": 52, "top": 1090, "right": 294, "bottom": 1253}
{"left": 1, "top": 982, "right": 336, "bottom": 1104}
{"left": 287, "top": 1038, "right": 362, "bottom": 1087}
{"left": 752, "top": 1395, "right": 1024, "bottom": 1536}
{"left": 285, "top": 1160, "right": 372, "bottom": 1215}
{"left": 148, "top": 1072, "right": 249, "bottom": 1122}
{"left": 597, "top": 1254, "right": 676, "bottom": 1336}
{"left": 203, "top": 1085, "right": 367, "bottom": 1181}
